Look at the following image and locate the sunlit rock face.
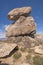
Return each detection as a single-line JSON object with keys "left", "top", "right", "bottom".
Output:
{"left": 6, "top": 16, "right": 36, "bottom": 37}
{"left": 35, "top": 34, "right": 43, "bottom": 44}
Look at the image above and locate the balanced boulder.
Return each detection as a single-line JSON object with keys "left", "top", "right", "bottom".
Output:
{"left": 8, "top": 7, "right": 31, "bottom": 20}
{"left": 5, "top": 7, "right": 37, "bottom": 48}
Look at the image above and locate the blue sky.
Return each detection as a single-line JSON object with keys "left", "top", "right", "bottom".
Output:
{"left": 0, "top": 0, "right": 43, "bottom": 38}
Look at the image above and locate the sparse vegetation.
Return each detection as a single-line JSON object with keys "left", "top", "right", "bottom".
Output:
{"left": 26, "top": 53, "right": 32, "bottom": 64}
{"left": 33, "top": 55, "right": 43, "bottom": 65}
{"left": 28, "top": 48, "right": 34, "bottom": 53}
{"left": 13, "top": 52, "right": 22, "bottom": 60}
{"left": 20, "top": 47, "right": 25, "bottom": 52}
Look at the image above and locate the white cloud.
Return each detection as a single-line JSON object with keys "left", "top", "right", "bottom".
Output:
{"left": 0, "top": 29, "right": 6, "bottom": 38}
{"left": 4, "top": 25, "right": 9, "bottom": 31}
{"left": 4, "top": 25, "right": 8, "bottom": 28}
{"left": 0, "top": 24, "right": 9, "bottom": 38}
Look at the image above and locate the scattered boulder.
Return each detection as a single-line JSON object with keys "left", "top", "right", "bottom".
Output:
{"left": 34, "top": 45, "right": 43, "bottom": 54}
{"left": 8, "top": 7, "right": 31, "bottom": 20}
{"left": 0, "top": 43, "right": 18, "bottom": 58}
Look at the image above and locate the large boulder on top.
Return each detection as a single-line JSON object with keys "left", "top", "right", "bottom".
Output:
{"left": 8, "top": 7, "right": 31, "bottom": 20}
{"left": 6, "top": 16, "right": 36, "bottom": 37}
{"left": 0, "top": 43, "right": 17, "bottom": 57}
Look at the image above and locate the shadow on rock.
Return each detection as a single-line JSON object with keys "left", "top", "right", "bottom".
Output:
{"left": 0, "top": 46, "right": 18, "bottom": 59}
{"left": 0, "top": 63, "right": 9, "bottom": 65}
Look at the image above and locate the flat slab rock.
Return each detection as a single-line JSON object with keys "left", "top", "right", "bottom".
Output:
{"left": 0, "top": 43, "right": 17, "bottom": 57}
{"left": 34, "top": 45, "right": 43, "bottom": 54}
{"left": 8, "top": 7, "right": 31, "bottom": 20}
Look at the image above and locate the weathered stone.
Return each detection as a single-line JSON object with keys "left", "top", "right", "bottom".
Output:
{"left": 8, "top": 7, "right": 31, "bottom": 20}
{"left": 6, "top": 16, "right": 36, "bottom": 37}
{"left": 21, "top": 36, "right": 38, "bottom": 48}
{"left": 34, "top": 45, "right": 43, "bottom": 54}
{"left": 7, "top": 36, "right": 38, "bottom": 48}
{"left": 0, "top": 43, "right": 17, "bottom": 57}
{"left": 35, "top": 34, "right": 43, "bottom": 44}
{"left": 34, "top": 34, "right": 43, "bottom": 54}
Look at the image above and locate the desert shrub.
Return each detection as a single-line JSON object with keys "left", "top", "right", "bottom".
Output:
{"left": 33, "top": 55, "right": 43, "bottom": 65}
{"left": 13, "top": 52, "right": 22, "bottom": 60}
{"left": 20, "top": 47, "right": 25, "bottom": 52}
{"left": 26, "top": 53, "right": 32, "bottom": 63}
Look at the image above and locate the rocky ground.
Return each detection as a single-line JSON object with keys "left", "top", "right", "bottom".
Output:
{"left": 0, "top": 7, "right": 43, "bottom": 65}
{"left": 0, "top": 41, "right": 43, "bottom": 65}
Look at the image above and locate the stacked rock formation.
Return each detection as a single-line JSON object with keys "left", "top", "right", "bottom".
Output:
{"left": 6, "top": 7, "right": 37, "bottom": 48}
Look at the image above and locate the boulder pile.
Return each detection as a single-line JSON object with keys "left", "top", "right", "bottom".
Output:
{"left": 6, "top": 7, "right": 36, "bottom": 36}
{"left": 6, "top": 7, "right": 37, "bottom": 48}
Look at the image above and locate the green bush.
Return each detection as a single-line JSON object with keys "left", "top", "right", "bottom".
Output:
{"left": 13, "top": 52, "right": 22, "bottom": 60}
{"left": 33, "top": 55, "right": 43, "bottom": 65}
